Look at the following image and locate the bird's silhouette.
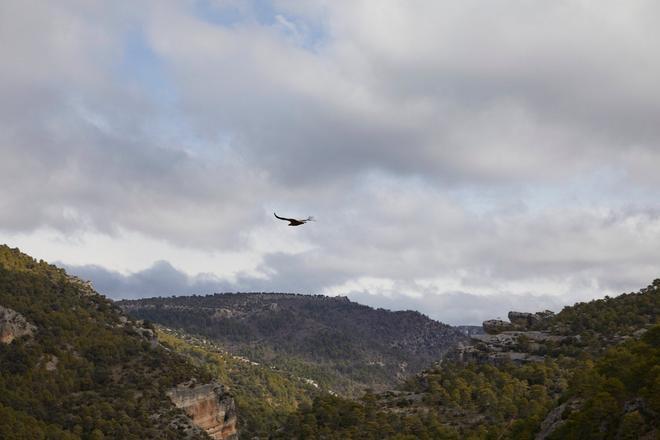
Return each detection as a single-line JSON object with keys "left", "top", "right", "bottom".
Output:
{"left": 274, "top": 213, "right": 315, "bottom": 226}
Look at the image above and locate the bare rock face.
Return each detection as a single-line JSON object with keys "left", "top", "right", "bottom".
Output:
{"left": 482, "top": 319, "right": 515, "bottom": 334}
{"left": 167, "top": 381, "right": 238, "bottom": 440}
{"left": 508, "top": 311, "right": 539, "bottom": 327}
{"left": 484, "top": 310, "right": 556, "bottom": 334}
{"left": 455, "top": 310, "right": 563, "bottom": 364}
{"left": 0, "top": 305, "right": 36, "bottom": 344}
{"left": 468, "top": 331, "right": 564, "bottom": 364}
{"left": 508, "top": 310, "right": 555, "bottom": 329}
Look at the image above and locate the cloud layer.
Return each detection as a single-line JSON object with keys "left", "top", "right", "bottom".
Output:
{"left": 2, "top": 1, "right": 660, "bottom": 324}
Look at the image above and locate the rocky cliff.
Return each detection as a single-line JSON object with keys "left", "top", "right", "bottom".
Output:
{"left": 453, "top": 309, "right": 561, "bottom": 364}
{"left": 0, "top": 305, "right": 36, "bottom": 344}
{"left": 167, "top": 381, "right": 238, "bottom": 440}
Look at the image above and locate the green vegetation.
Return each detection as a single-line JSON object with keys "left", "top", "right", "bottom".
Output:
{"left": 547, "top": 281, "right": 659, "bottom": 337}
{"left": 275, "top": 329, "right": 659, "bottom": 439}
{"left": 119, "top": 292, "right": 466, "bottom": 395}
{"left": 271, "top": 282, "right": 660, "bottom": 439}
{"left": 3, "top": 244, "right": 658, "bottom": 438}
{"left": 0, "top": 245, "right": 210, "bottom": 439}
{"left": 157, "top": 328, "right": 320, "bottom": 438}
{"left": 549, "top": 325, "right": 660, "bottom": 439}
{"left": 275, "top": 361, "right": 565, "bottom": 439}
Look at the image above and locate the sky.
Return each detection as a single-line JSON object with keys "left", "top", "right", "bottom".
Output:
{"left": 1, "top": 0, "right": 659, "bottom": 325}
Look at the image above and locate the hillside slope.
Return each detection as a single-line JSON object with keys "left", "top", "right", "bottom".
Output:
{"left": 156, "top": 326, "right": 321, "bottom": 439}
{"left": 0, "top": 245, "right": 227, "bottom": 439}
{"left": 119, "top": 293, "right": 467, "bottom": 395}
{"left": 274, "top": 280, "right": 660, "bottom": 439}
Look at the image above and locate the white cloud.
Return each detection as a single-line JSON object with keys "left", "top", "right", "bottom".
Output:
{"left": 1, "top": 0, "right": 659, "bottom": 324}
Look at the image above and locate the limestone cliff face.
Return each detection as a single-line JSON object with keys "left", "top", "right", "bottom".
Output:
{"left": 167, "top": 381, "right": 238, "bottom": 440}
{"left": 0, "top": 305, "right": 36, "bottom": 344}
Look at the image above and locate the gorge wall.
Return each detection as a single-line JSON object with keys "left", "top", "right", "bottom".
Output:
{"left": 167, "top": 381, "right": 238, "bottom": 440}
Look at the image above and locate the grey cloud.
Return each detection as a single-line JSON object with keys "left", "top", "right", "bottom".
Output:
{"left": 233, "top": 252, "right": 354, "bottom": 293}
{"left": 62, "top": 261, "right": 233, "bottom": 300}
{"left": 346, "top": 290, "right": 566, "bottom": 326}
{"left": 147, "top": 0, "right": 660, "bottom": 186}
{"left": 3, "top": 1, "right": 660, "bottom": 320}
{"left": 0, "top": 1, "right": 270, "bottom": 247}
{"left": 63, "top": 257, "right": 619, "bottom": 326}
{"left": 62, "top": 259, "right": 566, "bottom": 325}
{"left": 62, "top": 256, "right": 347, "bottom": 301}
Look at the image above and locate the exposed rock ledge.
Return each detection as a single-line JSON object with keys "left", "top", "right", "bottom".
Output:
{"left": 450, "top": 310, "right": 561, "bottom": 364}
{"left": 167, "top": 381, "right": 238, "bottom": 440}
{"left": 0, "top": 305, "right": 36, "bottom": 344}
{"left": 483, "top": 310, "right": 555, "bottom": 334}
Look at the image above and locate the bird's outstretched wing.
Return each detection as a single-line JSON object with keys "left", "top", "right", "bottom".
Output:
{"left": 274, "top": 212, "right": 297, "bottom": 222}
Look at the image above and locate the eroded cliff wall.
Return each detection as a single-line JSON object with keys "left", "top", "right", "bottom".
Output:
{"left": 167, "top": 381, "right": 238, "bottom": 440}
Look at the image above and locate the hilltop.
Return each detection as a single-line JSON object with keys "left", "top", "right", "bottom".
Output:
{"left": 119, "top": 292, "right": 468, "bottom": 395}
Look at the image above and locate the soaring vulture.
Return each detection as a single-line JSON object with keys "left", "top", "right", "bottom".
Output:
{"left": 274, "top": 213, "right": 315, "bottom": 226}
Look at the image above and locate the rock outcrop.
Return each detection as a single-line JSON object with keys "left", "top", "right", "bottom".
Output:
{"left": 468, "top": 331, "right": 566, "bottom": 363}
{"left": 167, "top": 381, "right": 238, "bottom": 440}
{"left": 508, "top": 310, "right": 555, "bottom": 328}
{"left": 483, "top": 319, "right": 515, "bottom": 334}
{"left": 0, "top": 305, "right": 36, "bottom": 344}
{"left": 450, "top": 310, "right": 563, "bottom": 364}
{"left": 484, "top": 311, "right": 555, "bottom": 335}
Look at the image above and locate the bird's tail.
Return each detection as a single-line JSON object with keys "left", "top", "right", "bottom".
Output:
{"left": 305, "top": 216, "right": 315, "bottom": 222}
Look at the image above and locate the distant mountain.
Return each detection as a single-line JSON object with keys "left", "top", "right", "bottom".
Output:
{"left": 118, "top": 293, "right": 468, "bottom": 395}
{"left": 273, "top": 280, "right": 660, "bottom": 439}
{"left": 0, "top": 245, "right": 237, "bottom": 439}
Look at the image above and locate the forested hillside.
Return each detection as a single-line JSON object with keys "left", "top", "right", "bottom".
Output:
{"left": 156, "top": 326, "right": 321, "bottom": 439}
{"left": 0, "top": 246, "right": 212, "bottom": 439}
{"left": 119, "top": 293, "right": 467, "bottom": 395}
{"left": 273, "top": 281, "right": 660, "bottom": 439}
{"left": 3, "top": 243, "right": 657, "bottom": 439}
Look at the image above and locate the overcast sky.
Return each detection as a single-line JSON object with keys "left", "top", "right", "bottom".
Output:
{"left": 1, "top": 0, "right": 659, "bottom": 324}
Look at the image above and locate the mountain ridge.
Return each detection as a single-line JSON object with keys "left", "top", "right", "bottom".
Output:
{"left": 119, "top": 291, "right": 468, "bottom": 395}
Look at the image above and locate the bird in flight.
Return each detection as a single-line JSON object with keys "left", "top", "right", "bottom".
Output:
{"left": 274, "top": 212, "right": 315, "bottom": 226}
